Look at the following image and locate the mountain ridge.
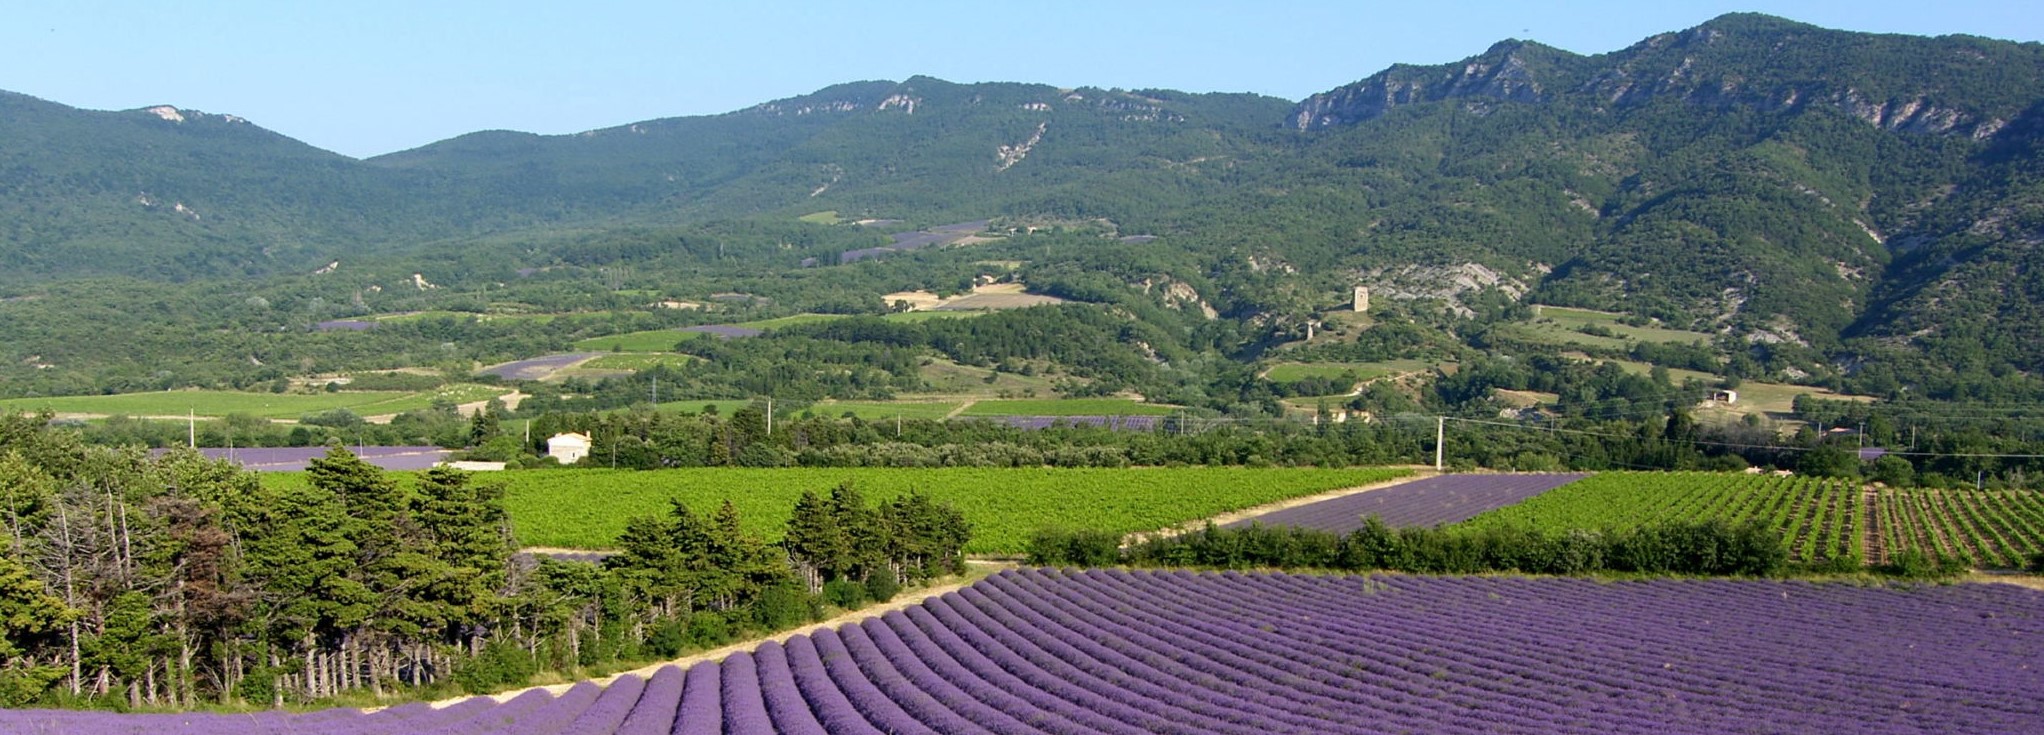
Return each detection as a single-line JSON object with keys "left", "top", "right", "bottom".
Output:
{"left": 4, "top": 12, "right": 2044, "bottom": 382}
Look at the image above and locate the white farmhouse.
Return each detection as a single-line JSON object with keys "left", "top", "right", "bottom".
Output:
{"left": 547, "top": 432, "right": 592, "bottom": 464}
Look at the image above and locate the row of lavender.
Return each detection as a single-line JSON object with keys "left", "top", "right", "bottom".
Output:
{"left": 8, "top": 568, "right": 2039, "bottom": 734}
{"left": 1228, "top": 472, "right": 1589, "bottom": 531}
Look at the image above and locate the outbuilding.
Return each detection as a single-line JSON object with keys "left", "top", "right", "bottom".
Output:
{"left": 547, "top": 432, "right": 592, "bottom": 464}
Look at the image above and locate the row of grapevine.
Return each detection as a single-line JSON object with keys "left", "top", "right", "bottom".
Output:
{"left": 10, "top": 570, "right": 2040, "bottom": 733}
{"left": 1872, "top": 487, "right": 2044, "bottom": 567}
{"left": 1455, "top": 472, "right": 1864, "bottom": 563}
{"left": 1459, "top": 472, "right": 2044, "bottom": 568}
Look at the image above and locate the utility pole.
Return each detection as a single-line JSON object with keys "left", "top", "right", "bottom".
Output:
{"left": 188, "top": 410, "right": 195, "bottom": 449}
{"left": 766, "top": 397, "right": 773, "bottom": 436}
{"left": 896, "top": 414, "right": 902, "bottom": 437}
{"left": 1435, "top": 415, "right": 1445, "bottom": 472}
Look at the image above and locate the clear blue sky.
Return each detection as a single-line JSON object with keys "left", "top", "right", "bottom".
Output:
{"left": 5, "top": 1, "right": 2040, "bottom": 158}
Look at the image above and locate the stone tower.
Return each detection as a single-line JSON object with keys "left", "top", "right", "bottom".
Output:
{"left": 1352, "top": 286, "right": 1370, "bottom": 313}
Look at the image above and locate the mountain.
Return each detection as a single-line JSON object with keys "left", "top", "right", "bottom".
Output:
{"left": 366, "top": 77, "right": 1293, "bottom": 227}
{"left": 3, "top": 13, "right": 2044, "bottom": 380}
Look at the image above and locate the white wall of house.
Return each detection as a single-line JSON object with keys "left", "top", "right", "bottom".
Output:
{"left": 547, "top": 433, "right": 591, "bottom": 464}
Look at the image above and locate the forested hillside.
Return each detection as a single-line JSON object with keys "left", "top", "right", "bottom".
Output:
{"left": 4, "top": 13, "right": 2044, "bottom": 396}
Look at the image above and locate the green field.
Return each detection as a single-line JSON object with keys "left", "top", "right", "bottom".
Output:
{"left": 1264, "top": 360, "right": 1430, "bottom": 384}
{"left": 741, "top": 313, "right": 852, "bottom": 330}
{"left": 960, "top": 398, "right": 1179, "bottom": 416}
{"left": 881, "top": 310, "right": 982, "bottom": 323}
{"left": 804, "top": 400, "right": 962, "bottom": 420}
{"left": 573, "top": 314, "right": 857, "bottom": 351}
{"left": 1605, "top": 359, "right": 1720, "bottom": 385}
{"left": 580, "top": 353, "right": 698, "bottom": 371}
{"left": 375, "top": 310, "right": 559, "bottom": 324}
{"left": 0, "top": 384, "right": 506, "bottom": 420}
{"left": 573, "top": 313, "right": 978, "bottom": 352}
{"left": 1504, "top": 306, "right": 1715, "bottom": 349}
{"left": 573, "top": 329, "right": 712, "bottom": 352}
{"left": 264, "top": 467, "right": 1408, "bottom": 553}
{"left": 652, "top": 399, "right": 757, "bottom": 416}
{"left": 913, "top": 360, "right": 1062, "bottom": 396}
{"left": 797, "top": 210, "right": 840, "bottom": 224}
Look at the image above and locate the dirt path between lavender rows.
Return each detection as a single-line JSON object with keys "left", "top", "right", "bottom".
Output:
{"left": 433, "top": 559, "right": 1017, "bottom": 707}
{"left": 1970, "top": 572, "right": 2044, "bottom": 592}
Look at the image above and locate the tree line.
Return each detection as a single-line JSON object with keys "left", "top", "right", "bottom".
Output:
{"left": 1030, "top": 518, "right": 1804, "bottom": 578}
{"left": 0, "top": 413, "right": 969, "bottom": 708}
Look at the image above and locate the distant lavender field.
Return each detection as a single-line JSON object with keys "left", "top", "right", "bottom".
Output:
{"left": 312, "top": 319, "right": 376, "bottom": 332}
{"left": 841, "top": 220, "right": 990, "bottom": 264}
{"left": 1229, "top": 472, "right": 1588, "bottom": 531}
{"left": 983, "top": 415, "right": 1161, "bottom": 431}
{"left": 478, "top": 352, "right": 604, "bottom": 380}
{"left": 10, "top": 570, "right": 2039, "bottom": 734}
{"left": 150, "top": 446, "right": 451, "bottom": 471}
{"left": 679, "top": 324, "right": 763, "bottom": 338}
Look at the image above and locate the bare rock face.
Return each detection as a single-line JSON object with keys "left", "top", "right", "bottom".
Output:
{"left": 1291, "top": 41, "right": 1552, "bottom": 130}
{"left": 1294, "top": 15, "right": 2039, "bottom": 142}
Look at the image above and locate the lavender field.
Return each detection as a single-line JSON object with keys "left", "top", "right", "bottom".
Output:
{"left": 147, "top": 446, "right": 452, "bottom": 472}
{"left": 9, "top": 569, "right": 2040, "bottom": 734}
{"left": 477, "top": 352, "right": 606, "bottom": 380}
{"left": 1228, "top": 472, "right": 1588, "bottom": 531}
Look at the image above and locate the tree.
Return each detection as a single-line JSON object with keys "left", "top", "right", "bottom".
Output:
{"left": 706, "top": 500, "right": 788, "bottom": 608}
{"left": 0, "top": 555, "right": 72, "bottom": 706}
{"left": 467, "top": 408, "right": 501, "bottom": 448}
{"left": 781, "top": 491, "right": 841, "bottom": 593}
{"left": 878, "top": 492, "right": 970, "bottom": 582}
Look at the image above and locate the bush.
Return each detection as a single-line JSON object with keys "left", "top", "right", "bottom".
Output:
{"left": 686, "top": 613, "right": 733, "bottom": 648}
{"left": 1877, "top": 549, "right": 1968, "bottom": 579}
{"left": 1100, "top": 517, "right": 1787, "bottom": 577}
{"left": 2030, "top": 552, "right": 2044, "bottom": 574}
{"left": 822, "top": 579, "right": 868, "bottom": 609}
{"left": 863, "top": 573, "right": 901, "bottom": 604}
{"left": 644, "top": 616, "right": 689, "bottom": 658}
{"left": 1027, "top": 528, "right": 1123, "bottom": 566}
{"left": 452, "top": 639, "right": 539, "bottom": 694}
{"left": 754, "top": 584, "right": 821, "bottom": 629}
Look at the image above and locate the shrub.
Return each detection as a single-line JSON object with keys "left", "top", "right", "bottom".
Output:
{"left": 1027, "top": 529, "right": 1123, "bottom": 566}
{"left": 686, "top": 613, "right": 733, "bottom": 648}
{"left": 452, "top": 639, "right": 539, "bottom": 694}
{"left": 754, "top": 584, "right": 821, "bottom": 629}
{"left": 644, "top": 616, "right": 689, "bottom": 658}
{"left": 1877, "top": 550, "right": 1968, "bottom": 579}
{"left": 863, "top": 573, "right": 901, "bottom": 604}
{"left": 822, "top": 579, "right": 868, "bottom": 609}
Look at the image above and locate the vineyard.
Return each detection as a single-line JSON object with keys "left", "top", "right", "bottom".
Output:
{"left": 11, "top": 569, "right": 2040, "bottom": 734}
{"left": 263, "top": 467, "right": 1409, "bottom": 554}
{"left": 1872, "top": 486, "right": 2044, "bottom": 567}
{"left": 1455, "top": 472, "right": 1866, "bottom": 563}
